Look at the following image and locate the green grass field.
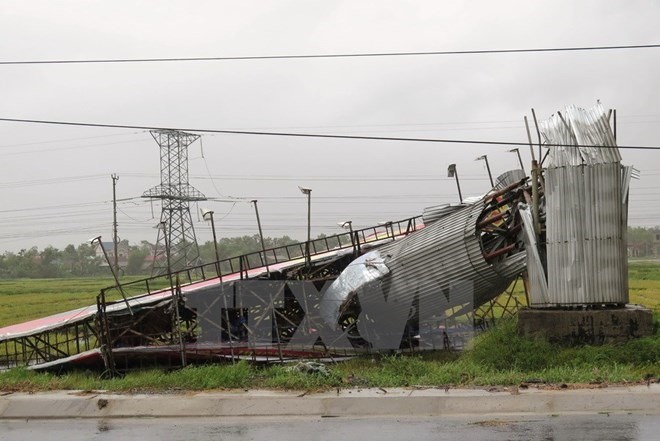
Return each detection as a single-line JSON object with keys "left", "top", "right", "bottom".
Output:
{"left": 0, "top": 277, "right": 146, "bottom": 327}
{"left": 0, "top": 278, "right": 112, "bottom": 327}
{"left": 1, "top": 261, "right": 659, "bottom": 328}
{"left": 629, "top": 260, "right": 660, "bottom": 311}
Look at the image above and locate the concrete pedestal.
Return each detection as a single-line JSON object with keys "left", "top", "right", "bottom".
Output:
{"left": 518, "top": 305, "right": 654, "bottom": 345}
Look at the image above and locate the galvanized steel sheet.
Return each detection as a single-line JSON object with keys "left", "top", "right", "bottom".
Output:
{"left": 536, "top": 103, "right": 629, "bottom": 305}
{"left": 321, "top": 197, "right": 526, "bottom": 327}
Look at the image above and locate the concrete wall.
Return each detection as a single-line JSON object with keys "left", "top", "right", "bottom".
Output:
{"left": 518, "top": 306, "right": 654, "bottom": 345}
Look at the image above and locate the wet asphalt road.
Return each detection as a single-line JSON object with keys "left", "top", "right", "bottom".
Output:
{"left": 1, "top": 413, "right": 658, "bottom": 440}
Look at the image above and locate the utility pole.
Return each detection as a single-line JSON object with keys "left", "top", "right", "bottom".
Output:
{"left": 531, "top": 108, "right": 542, "bottom": 163}
{"left": 476, "top": 155, "right": 494, "bottom": 188}
{"left": 508, "top": 148, "right": 526, "bottom": 174}
{"left": 447, "top": 164, "right": 463, "bottom": 203}
{"left": 339, "top": 220, "right": 358, "bottom": 257}
{"left": 111, "top": 173, "right": 120, "bottom": 278}
{"left": 160, "top": 221, "right": 186, "bottom": 367}
{"left": 298, "top": 187, "right": 312, "bottom": 271}
{"left": 251, "top": 200, "right": 270, "bottom": 277}
{"left": 201, "top": 209, "right": 220, "bottom": 275}
{"left": 92, "top": 236, "right": 132, "bottom": 315}
{"left": 524, "top": 116, "right": 536, "bottom": 162}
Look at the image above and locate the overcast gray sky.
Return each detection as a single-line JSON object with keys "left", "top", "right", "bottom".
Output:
{"left": 1, "top": 0, "right": 659, "bottom": 253}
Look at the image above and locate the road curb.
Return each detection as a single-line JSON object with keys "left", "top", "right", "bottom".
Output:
{"left": 1, "top": 385, "right": 659, "bottom": 419}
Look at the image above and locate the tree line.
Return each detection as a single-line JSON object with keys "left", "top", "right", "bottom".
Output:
{"left": 0, "top": 235, "right": 298, "bottom": 279}
{"left": 628, "top": 226, "right": 660, "bottom": 257}
{"left": 1, "top": 226, "right": 657, "bottom": 279}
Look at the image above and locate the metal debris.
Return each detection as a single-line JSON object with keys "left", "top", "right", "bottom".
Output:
{"left": 320, "top": 175, "right": 531, "bottom": 344}
{"left": 525, "top": 103, "right": 632, "bottom": 306}
{"left": 286, "top": 361, "right": 331, "bottom": 376}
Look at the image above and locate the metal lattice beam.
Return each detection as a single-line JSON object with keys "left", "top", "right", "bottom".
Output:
{"left": 142, "top": 130, "right": 206, "bottom": 275}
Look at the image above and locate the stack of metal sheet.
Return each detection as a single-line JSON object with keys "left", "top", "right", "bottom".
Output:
{"left": 528, "top": 103, "right": 631, "bottom": 306}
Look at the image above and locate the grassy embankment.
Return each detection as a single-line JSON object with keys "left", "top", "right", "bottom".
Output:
{"left": 0, "top": 261, "right": 659, "bottom": 392}
{"left": 1, "top": 319, "right": 658, "bottom": 392}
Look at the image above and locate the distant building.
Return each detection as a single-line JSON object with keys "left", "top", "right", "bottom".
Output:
{"left": 627, "top": 243, "right": 644, "bottom": 258}
{"left": 139, "top": 242, "right": 168, "bottom": 271}
{"left": 95, "top": 241, "right": 129, "bottom": 268}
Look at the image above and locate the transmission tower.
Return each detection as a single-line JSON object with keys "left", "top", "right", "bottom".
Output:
{"left": 142, "top": 130, "right": 206, "bottom": 275}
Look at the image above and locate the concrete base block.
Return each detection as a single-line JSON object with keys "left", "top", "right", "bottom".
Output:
{"left": 518, "top": 305, "right": 654, "bottom": 345}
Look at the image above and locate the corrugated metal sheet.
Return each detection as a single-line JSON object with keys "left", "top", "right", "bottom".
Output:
{"left": 321, "top": 197, "right": 526, "bottom": 327}
{"left": 422, "top": 203, "right": 464, "bottom": 224}
{"left": 540, "top": 103, "right": 621, "bottom": 167}
{"left": 537, "top": 103, "right": 629, "bottom": 306}
{"left": 495, "top": 169, "right": 526, "bottom": 189}
{"left": 519, "top": 205, "right": 549, "bottom": 305}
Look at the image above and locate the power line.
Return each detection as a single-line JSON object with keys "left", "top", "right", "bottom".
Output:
{"left": 209, "top": 119, "right": 522, "bottom": 131}
{"left": 193, "top": 175, "right": 501, "bottom": 182}
{"left": 1, "top": 192, "right": 655, "bottom": 226}
{"left": 1, "top": 117, "right": 659, "bottom": 150}
{"left": 0, "top": 197, "right": 141, "bottom": 214}
{"left": 0, "top": 131, "right": 144, "bottom": 149}
{"left": 2, "top": 138, "right": 150, "bottom": 157}
{"left": 1, "top": 43, "right": 659, "bottom": 65}
{"left": 0, "top": 174, "right": 108, "bottom": 189}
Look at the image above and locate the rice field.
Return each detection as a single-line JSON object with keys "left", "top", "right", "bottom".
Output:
{"left": 0, "top": 261, "right": 659, "bottom": 329}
